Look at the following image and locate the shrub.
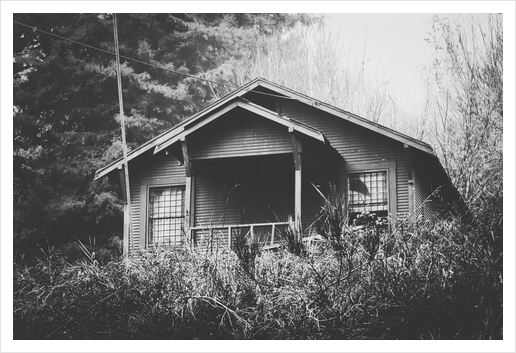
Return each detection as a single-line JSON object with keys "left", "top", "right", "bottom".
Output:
{"left": 14, "top": 202, "right": 502, "bottom": 339}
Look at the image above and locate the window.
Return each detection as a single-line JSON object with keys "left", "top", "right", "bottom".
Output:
{"left": 347, "top": 170, "right": 388, "bottom": 221}
{"left": 148, "top": 185, "right": 185, "bottom": 247}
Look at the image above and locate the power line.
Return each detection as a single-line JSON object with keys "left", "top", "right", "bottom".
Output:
{"left": 13, "top": 19, "right": 298, "bottom": 101}
{"left": 13, "top": 19, "right": 237, "bottom": 89}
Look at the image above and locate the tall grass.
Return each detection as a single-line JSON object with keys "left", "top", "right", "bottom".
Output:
{"left": 14, "top": 194, "right": 502, "bottom": 339}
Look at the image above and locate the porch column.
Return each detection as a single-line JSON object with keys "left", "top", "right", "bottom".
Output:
{"left": 181, "top": 137, "right": 194, "bottom": 241}
{"left": 405, "top": 144, "right": 415, "bottom": 217}
{"left": 290, "top": 128, "right": 302, "bottom": 236}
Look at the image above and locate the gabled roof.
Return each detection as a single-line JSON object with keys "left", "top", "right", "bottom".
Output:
{"left": 94, "top": 77, "right": 435, "bottom": 181}
{"left": 244, "top": 78, "right": 434, "bottom": 155}
{"left": 94, "top": 97, "right": 327, "bottom": 180}
{"left": 153, "top": 98, "right": 326, "bottom": 155}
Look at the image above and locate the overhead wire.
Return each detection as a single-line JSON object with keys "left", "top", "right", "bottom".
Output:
{"left": 13, "top": 19, "right": 237, "bottom": 89}
{"left": 13, "top": 19, "right": 298, "bottom": 100}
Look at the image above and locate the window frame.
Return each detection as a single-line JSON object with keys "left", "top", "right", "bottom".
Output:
{"left": 344, "top": 161, "right": 396, "bottom": 220}
{"left": 139, "top": 176, "right": 186, "bottom": 249}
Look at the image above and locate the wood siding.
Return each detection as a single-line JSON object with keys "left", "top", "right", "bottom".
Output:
{"left": 128, "top": 151, "right": 186, "bottom": 251}
{"left": 278, "top": 99, "right": 410, "bottom": 218}
{"left": 128, "top": 91, "right": 416, "bottom": 250}
{"left": 193, "top": 155, "right": 294, "bottom": 229}
{"left": 188, "top": 108, "right": 291, "bottom": 160}
{"left": 194, "top": 171, "right": 243, "bottom": 228}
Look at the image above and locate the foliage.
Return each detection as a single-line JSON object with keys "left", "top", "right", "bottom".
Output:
{"left": 14, "top": 208, "right": 502, "bottom": 339}
{"left": 424, "top": 14, "right": 503, "bottom": 232}
{"left": 13, "top": 13, "right": 312, "bottom": 259}
{"left": 236, "top": 16, "right": 412, "bottom": 132}
{"left": 12, "top": 13, "right": 503, "bottom": 339}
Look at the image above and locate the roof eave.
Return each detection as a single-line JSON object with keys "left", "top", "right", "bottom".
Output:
{"left": 254, "top": 79, "right": 435, "bottom": 156}
{"left": 94, "top": 77, "right": 436, "bottom": 181}
{"left": 152, "top": 99, "right": 326, "bottom": 155}
{"left": 93, "top": 79, "right": 266, "bottom": 181}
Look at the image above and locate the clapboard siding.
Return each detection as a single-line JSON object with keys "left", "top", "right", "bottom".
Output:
{"left": 128, "top": 151, "right": 186, "bottom": 251}
{"left": 189, "top": 108, "right": 291, "bottom": 160}
{"left": 194, "top": 155, "right": 294, "bottom": 229}
{"left": 279, "top": 99, "right": 409, "bottom": 216}
{"left": 194, "top": 172, "right": 242, "bottom": 228}
{"left": 396, "top": 167, "right": 410, "bottom": 217}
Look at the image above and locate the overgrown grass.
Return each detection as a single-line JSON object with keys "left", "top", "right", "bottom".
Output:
{"left": 14, "top": 202, "right": 502, "bottom": 339}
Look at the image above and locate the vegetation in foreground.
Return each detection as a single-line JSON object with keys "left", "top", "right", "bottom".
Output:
{"left": 14, "top": 197, "right": 502, "bottom": 340}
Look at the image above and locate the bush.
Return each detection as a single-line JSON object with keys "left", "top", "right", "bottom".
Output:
{"left": 14, "top": 209, "right": 502, "bottom": 339}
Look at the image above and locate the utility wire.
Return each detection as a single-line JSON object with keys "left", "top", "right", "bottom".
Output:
{"left": 13, "top": 19, "right": 237, "bottom": 88}
{"left": 13, "top": 19, "right": 298, "bottom": 101}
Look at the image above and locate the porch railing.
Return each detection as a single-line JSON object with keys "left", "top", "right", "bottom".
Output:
{"left": 190, "top": 221, "right": 292, "bottom": 250}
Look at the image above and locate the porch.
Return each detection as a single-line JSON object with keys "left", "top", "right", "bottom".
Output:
{"left": 189, "top": 154, "right": 297, "bottom": 249}
{"left": 158, "top": 103, "right": 340, "bottom": 251}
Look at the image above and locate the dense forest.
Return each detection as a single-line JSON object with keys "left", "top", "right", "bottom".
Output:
{"left": 12, "top": 13, "right": 503, "bottom": 340}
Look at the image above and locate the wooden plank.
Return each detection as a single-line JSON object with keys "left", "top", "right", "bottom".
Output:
{"left": 181, "top": 137, "right": 194, "bottom": 241}
{"left": 190, "top": 221, "right": 290, "bottom": 231}
{"left": 190, "top": 175, "right": 196, "bottom": 238}
{"left": 405, "top": 145, "right": 415, "bottom": 214}
{"left": 290, "top": 129, "right": 301, "bottom": 170}
{"left": 123, "top": 203, "right": 130, "bottom": 256}
{"left": 290, "top": 130, "right": 302, "bottom": 235}
{"left": 185, "top": 176, "right": 192, "bottom": 239}
{"left": 295, "top": 168, "right": 302, "bottom": 235}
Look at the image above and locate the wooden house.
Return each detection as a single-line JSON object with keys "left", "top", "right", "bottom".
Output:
{"left": 94, "top": 78, "right": 461, "bottom": 254}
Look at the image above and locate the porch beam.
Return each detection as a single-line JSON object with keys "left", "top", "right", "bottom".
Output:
{"left": 290, "top": 128, "right": 302, "bottom": 235}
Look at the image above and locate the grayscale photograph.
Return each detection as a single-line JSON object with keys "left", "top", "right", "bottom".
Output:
{"left": 4, "top": 1, "right": 512, "bottom": 351}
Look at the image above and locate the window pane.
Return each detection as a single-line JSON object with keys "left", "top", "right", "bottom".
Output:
{"left": 148, "top": 186, "right": 185, "bottom": 247}
{"left": 348, "top": 171, "right": 388, "bottom": 215}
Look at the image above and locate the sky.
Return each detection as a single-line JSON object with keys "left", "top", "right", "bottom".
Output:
{"left": 1, "top": 2, "right": 515, "bottom": 353}
{"left": 325, "top": 13, "right": 437, "bottom": 114}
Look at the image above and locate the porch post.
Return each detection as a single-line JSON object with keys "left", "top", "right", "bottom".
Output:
{"left": 295, "top": 165, "right": 302, "bottom": 235}
{"left": 123, "top": 203, "right": 130, "bottom": 254}
{"left": 181, "top": 137, "right": 194, "bottom": 242}
{"left": 405, "top": 144, "right": 415, "bottom": 217}
{"left": 290, "top": 128, "right": 302, "bottom": 236}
